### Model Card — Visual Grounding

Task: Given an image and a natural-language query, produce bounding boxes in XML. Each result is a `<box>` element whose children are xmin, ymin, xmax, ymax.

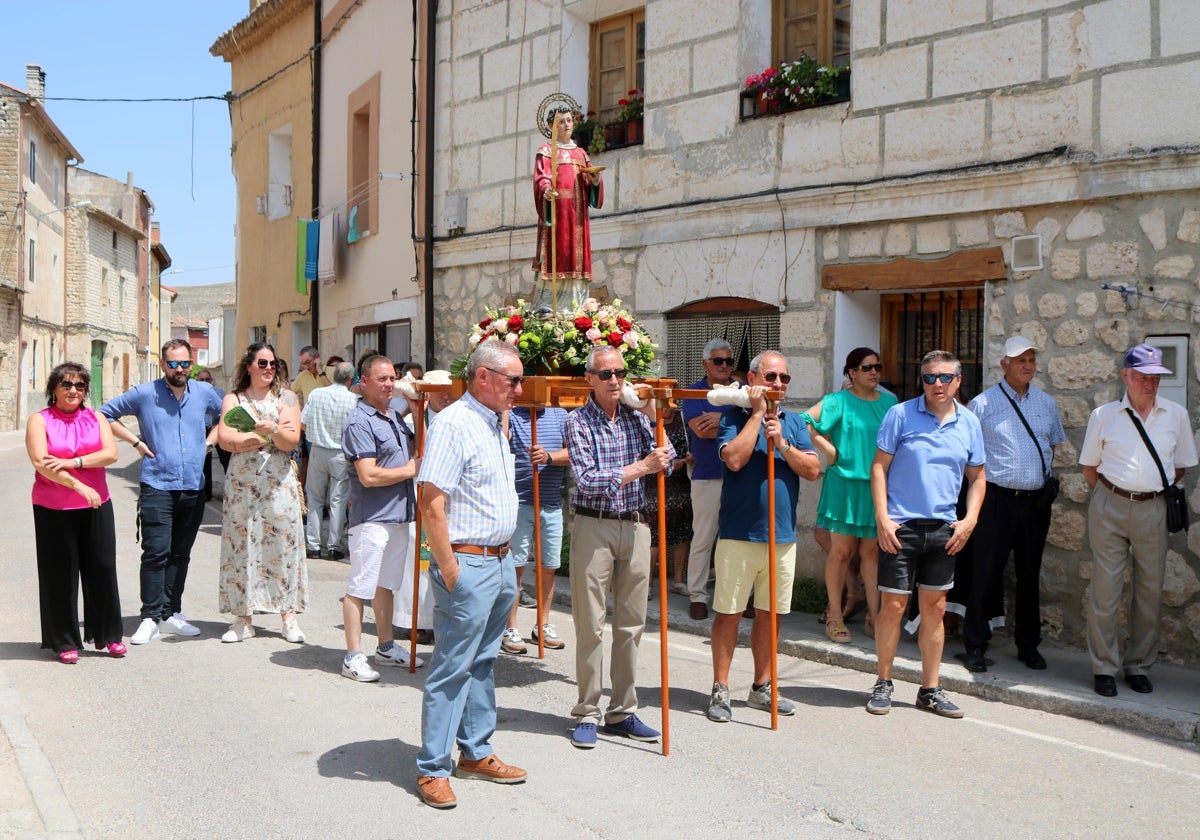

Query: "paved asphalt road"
<box><xmin>1</xmin><ymin>431</ymin><xmax>1198</xmax><ymax>839</ymax></box>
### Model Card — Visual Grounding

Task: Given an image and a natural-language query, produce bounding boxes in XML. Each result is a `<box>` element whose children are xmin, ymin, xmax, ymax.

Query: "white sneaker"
<box><xmin>282</xmin><ymin>615</ymin><xmax>305</xmax><ymax>644</ymax></box>
<box><xmin>160</xmin><ymin>613</ymin><xmax>201</xmax><ymax>637</ymax></box>
<box><xmin>342</xmin><ymin>652</ymin><xmax>381</xmax><ymax>682</ymax></box>
<box><xmin>375</xmin><ymin>640</ymin><xmax>424</xmax><ymax>668</ymax></box>
<box><xmin>221</xmin><ymin>620</ymin><xmax>255</xmax><ymax>643</ymax></box>
<box><xmin>130</xmin><ymin>617</ymin><xmax>160</xmax><ymax>645</ymax></box>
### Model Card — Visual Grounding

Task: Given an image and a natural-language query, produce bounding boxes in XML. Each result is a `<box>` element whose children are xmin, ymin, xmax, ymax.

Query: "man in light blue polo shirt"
<box><xmin>101</xmin><ymin>339</ymin><xmax>223</xmax><ymax>645</ymax></box>
<box><xmin>867</xmin><ymin>349</ymin><xmax>985</xmax><ymax>719</ymax></box>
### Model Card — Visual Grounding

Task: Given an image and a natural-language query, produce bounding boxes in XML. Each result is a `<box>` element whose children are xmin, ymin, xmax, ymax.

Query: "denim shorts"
<box><xmin>877</xmin><ymin>519</ymin><xmax>955</xmax><ymax>593</ymax></box>
<box><xmin>506</xmin><ymin>504</ymin><xmax>563</xmax><ymax>569</ymax></box>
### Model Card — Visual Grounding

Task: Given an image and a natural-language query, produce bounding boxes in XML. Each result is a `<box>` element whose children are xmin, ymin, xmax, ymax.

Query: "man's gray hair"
<box><xmin>703</xmin><ymin>338</ymin><xmax>732</xmax><ymax>360</ymax></box>
<box><xmin>920</xmin><ymin>349</ymin><xmax>962</xmax><ymax>375</ymax></box>
<box><xmin>332</xmin><ymin>362</ymin><xmax>355</xmax><ymax>385</ymax></box>
<box><xmin>467</xmin><ymin>339</ymin><xmax>520</xmax><ymax>380</ymax></box>
<box><xmin>585</xmin><ymin>345</ymin><xmax>622</xmax><ymax>371</ymax></box>
<box><xmin>748</xmin><ymin>350</ymin><xmax>784</xmax><ymax>373</ymax></box>
<box><xmin>299</xmin><ymin>345</ymin><xmax>318</xmax><ymax>359</ymax></box>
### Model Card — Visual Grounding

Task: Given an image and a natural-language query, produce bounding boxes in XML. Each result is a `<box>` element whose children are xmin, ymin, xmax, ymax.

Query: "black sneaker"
<box><xmin>916</xmin><ymin>686</ymin><xmax>964</xmax><ymax>719</ymax></box>
<box><xmin>866</xmin><ymin>679</ymin><xmax>893</xmax><ymax>715</ymax></box>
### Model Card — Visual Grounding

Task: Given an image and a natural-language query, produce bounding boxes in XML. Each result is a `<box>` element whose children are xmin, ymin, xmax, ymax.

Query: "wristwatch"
<box><xmin>74</xmin><ymin>456</ymin><xmax>83</xmax><ymax>469</ymax></box>
<box><xmin>779</xmin><ymin>440</ymin><xmax>792</xmax><ymax>455</ymax></box>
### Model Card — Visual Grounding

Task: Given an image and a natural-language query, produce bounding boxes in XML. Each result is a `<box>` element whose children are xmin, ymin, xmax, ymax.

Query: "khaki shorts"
<box><xmin>712</xmin><ymin>538</ymin><xmax>796</xmax><ymax>615</ymax></box>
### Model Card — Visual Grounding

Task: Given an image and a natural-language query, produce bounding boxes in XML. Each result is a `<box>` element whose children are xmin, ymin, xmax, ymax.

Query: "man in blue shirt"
<box><xmin>705</xmin><ymin>351</ymin><xmax>819</xmax><ymax>723</ymax></box>
<box><xmin>500</xmin><ymin>406</ymin><xmax>569</xmax><ymax>655</ymax></box>
<box><xmin>868</xmin><ymin>350</ymin><xmax>986</xmax><ymax>718</ymax></box>
<box><xmin>101</xmin><ymin>339</ymin><xmax>223</xmax><ymax>645</ymax></box>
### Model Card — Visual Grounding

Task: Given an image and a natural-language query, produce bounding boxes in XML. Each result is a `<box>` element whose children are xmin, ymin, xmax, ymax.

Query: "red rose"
<box><xmin>618</xmin><ymin>98</ymin><xmax>628</xmax><ymax>106</ymax></box>
<box><xmin>507</xmin><ymin>315</ymin><xmax>524</xmax><ymax>331</ymax></box>
<box><xmin>479</xmin><ymin>317</ymin><xmax>493</xmax><ymax>329</ymax></box>
<box><xmin>606</xmin><ymin>331</ymin><xmax>625</xmax><ymax>347</ymax></box>
<box><xmin>574</xmin><ymin>316</ymin><xmax>593</xmax><ymax>331</ymax></box>
<box><xmin>616</xmin><ymin>317</ymin><xmax>632</xmax><ymax>332</ymax></box>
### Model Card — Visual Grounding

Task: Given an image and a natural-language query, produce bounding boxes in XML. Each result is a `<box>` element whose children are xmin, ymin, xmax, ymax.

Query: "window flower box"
<box><xmin>740</xmin><ymin>58</ymin><xmax>850</xmax><ymax>120</ymax></box>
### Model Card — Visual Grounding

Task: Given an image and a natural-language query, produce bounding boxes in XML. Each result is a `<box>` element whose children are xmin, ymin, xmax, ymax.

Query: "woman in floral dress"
<box><xmin>217</xmin><ymin>343</ymin><xmax>309</xmax><ymax>644</ymax></box>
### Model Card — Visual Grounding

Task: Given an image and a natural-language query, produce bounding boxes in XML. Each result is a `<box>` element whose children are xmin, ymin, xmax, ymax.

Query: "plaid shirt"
<box><xmin>417</xmin><ymin>390</ymin><xmax>518</xmax><ymax>545</ymax></box>
<box><xmin>300</xmin><ymin>383</ymin><xmax>359</xmax><ymax>449</ymax></box>
<box><xmin>566</xmin><ymin>396</ymin><xmax>675</xmax><ymax>513</ymax></box>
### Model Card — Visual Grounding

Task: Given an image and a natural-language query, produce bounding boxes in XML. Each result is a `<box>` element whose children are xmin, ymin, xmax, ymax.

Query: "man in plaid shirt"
<box><xmin>564</xmin><ymin>346</ymin><xmax>674</xmax><ymax>749</ymax></box>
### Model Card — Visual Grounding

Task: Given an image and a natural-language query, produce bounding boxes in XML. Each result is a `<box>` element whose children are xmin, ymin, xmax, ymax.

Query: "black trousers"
<box><xmin>34</xmin><ymin>501</ymin><xmax>122</xmax><ymax>652</ymax></box>
<box><xmin>963</xmin><ymin>484</ymin><xmax>1051</xmax><ymax>652</ymax></box>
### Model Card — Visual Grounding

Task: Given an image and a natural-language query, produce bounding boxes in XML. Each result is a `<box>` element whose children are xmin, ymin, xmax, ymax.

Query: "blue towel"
<box><xmin>304</xmin><ymin>220</ymin><xmax>319</xmax><ymax>281</ymax></box>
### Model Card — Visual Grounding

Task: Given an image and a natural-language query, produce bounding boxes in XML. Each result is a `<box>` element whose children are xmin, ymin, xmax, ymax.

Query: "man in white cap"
<box><xmin>1079</xmin><ymin>343</ymin><xmax>1196</xmax><ymax>697</ymax></box>
<box><xmin>961</xmin><ymin>337</ymin><xmax>1066</xmax><ymax>673</ymax></box>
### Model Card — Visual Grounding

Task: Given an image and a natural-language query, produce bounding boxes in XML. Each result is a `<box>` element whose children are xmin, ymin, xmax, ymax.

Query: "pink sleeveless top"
<box><xmin>32</xmin><ymin>406</ymin><xmax>111</xmax><ymax>510</ymax></box>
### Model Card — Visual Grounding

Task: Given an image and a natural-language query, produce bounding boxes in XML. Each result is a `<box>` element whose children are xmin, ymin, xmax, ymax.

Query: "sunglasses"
<box><xmin>921</xmin><ymin>372</ymin><xmax>959</xmax><ymax>385</ymax></box>
<box><xmin>165</xmin><ymin>360</ymin><xmax>193</xmax><ymax>370</ymax></box>
<box><xmin>856</xmin><ymin>363</ymin><xmax>884</xmax><ymax>373</ymax></box>
<box><xmin>256</xmin><ymin>359</ymin><xmax>278</xmax><ymax>370</ymax></box>
<box><xmin>707</xmin><ymin>357</ymin><xmax>735</xmax><ymax>366</ymax></box>
<box><xmin>589</xmin><ymin>368</ymin><xmax>628</xmax><ymax>381</ymax></box>
<box><xmin>59</xmin><ymin>380</ymin><xmax>87</xmax><ymax>391</ymax></box>
<box><xmin>484</xmin><ymin>366</ymin><xmax>524</xmax><ymax>388</ymax></box>
<box><xmin>760</xmin><ymin>371</ymin><xmax>791</xmax><ymax>385</ymax></box>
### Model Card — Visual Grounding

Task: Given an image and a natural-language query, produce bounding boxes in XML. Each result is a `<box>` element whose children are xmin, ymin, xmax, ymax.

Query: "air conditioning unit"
<box><xmin>1011</xmin><ymin>235</ymin><xmax>1043</xmax><ymax>272</ymax></box>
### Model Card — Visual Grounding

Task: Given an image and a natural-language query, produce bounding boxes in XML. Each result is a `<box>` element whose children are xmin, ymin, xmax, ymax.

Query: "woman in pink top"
<box><xmin>25</xmin><ymin>362</ymin><xmax>123</xmax><ymax>664</ymax></box>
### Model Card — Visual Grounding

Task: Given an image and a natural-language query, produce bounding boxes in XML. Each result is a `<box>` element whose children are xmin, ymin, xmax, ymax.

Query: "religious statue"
<box><xmin>531</xmin><ymin>93</ymin><xmax>604</xmax><ymax>316</ymax></box>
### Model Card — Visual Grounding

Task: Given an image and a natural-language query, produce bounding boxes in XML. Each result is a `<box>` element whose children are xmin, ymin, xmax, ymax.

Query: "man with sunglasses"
<box><xmin>867</xmin><ymin>350</ymin><xmax>985</xmax><ymax>718</ymax></box>
<box><xmin>706</xmin><ymin>351</ymin><xmax>819</xmax><ymax>723</ymax></box>
<box><xmin>681</xmin><ymin>338</ymin><xmax>739</xmax><ymax>620</ymax></box>
<box><xmin>564</xmin><ymin>346</ymin><xmax>674</xmax><ymax>749</ymax></box>
<box><xmin>101</xmin><ymin>339</ymin><xmax>223</xmax><ymax>644</ymax></box>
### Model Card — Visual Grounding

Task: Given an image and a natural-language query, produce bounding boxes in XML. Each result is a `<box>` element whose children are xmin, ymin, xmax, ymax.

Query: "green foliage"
<box><xmin>790</xmin><ymin>575</ymin><xmax>828</xmax><ymax>614</ymax></box>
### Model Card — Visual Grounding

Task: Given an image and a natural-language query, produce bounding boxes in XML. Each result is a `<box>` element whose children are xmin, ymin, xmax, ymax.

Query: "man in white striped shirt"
<box><xmin>299</xmin><ymin>362</ymin><xmax>359</xmax><ymax>561</ymax></box>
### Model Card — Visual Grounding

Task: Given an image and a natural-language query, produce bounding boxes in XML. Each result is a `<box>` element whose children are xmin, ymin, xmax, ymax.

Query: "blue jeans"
<box><xmin>137</xmin><ymin>484</ymin><xmax>207</xmax><ymax>621</ymax></box>
<box><xmin>416</xmin><ymin>551</ymin><xmax>517</xmax><ymax>777</ymax></box>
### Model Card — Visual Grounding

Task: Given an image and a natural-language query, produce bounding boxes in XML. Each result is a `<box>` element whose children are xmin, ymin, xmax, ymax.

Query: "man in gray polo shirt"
<box><xmin>339</xmin><ymin>355</ymin><xmax>422</xmax><ymax>682</ymax></box>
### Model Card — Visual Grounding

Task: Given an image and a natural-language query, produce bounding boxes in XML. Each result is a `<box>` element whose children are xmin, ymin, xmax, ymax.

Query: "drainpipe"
<box><xmin>422</xmin><ymin>0</ymin><xmax>437</xmax><ymax>369</ymax></box>
<box><xmin>310</xmin><ymin>3</ymin><xmax>322</xmax><ymax>349</ymax></box>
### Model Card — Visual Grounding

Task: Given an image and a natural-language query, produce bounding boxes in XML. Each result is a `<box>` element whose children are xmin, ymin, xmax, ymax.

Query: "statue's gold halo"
<box><xmin>537</xmin><ymin>92</ymin><xmax>583</xmax><ymax>139</ymax></box>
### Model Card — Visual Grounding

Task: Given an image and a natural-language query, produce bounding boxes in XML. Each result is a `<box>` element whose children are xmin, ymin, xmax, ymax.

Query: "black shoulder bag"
<box><xmin>998</xmin><ymin>386</ymin><xmax>1059</xmax><ymax>511</ymax></box>
<box><xmin>1124</xmin><ymin>407</ymin><xmax>1189</xmax><ymax>533</ymax></box>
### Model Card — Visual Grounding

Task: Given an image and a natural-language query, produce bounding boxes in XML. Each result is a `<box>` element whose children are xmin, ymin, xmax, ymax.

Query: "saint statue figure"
<box><xmin>531</xmin><ymin>97</ymin><xmax>603</xmax><ymax>316</ymax></box>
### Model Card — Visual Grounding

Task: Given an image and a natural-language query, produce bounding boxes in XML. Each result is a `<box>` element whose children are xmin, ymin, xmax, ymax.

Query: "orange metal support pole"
<box><xmin>530</xmin><ymin>413</ymin><xmax>544</xmax><ymax>658</ymax></box>
<box><xmin>653</xmin><ymin>390</ymin><xmax>671</xmax><ymax>756</ymax></box>
<box><xmin>410</xmin><ymin>396</ymin><xmax>427</xmax><ymax>674</ymax></box>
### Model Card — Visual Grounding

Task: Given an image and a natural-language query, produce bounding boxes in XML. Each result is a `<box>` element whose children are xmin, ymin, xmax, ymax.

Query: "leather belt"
<box><xmin>987</xmin><ymin>482</ymin><xmax>1038</xmax><ymax>499</ymax></box>
<box><xmin>574</xmin><ymin>507</ymin><xmax>645</xmax><ymax>523</ymax></box>
<box><xmin>1099</xmin><ymin>475</ymin><xmax>1163</xmax><ymax>502</ymax></box>
<box><xmin>450</xmin><ymin>543</ymin><xmax>509</xmax><ymax>557</ymax></box>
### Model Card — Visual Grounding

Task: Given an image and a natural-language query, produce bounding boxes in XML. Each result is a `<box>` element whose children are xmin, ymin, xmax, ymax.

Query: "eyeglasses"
<box><xmin>59</xmin><ymin>381</ymin><xmax>87</xmax><ymax>391</ymax></box>
<box><xmin>165</xmin><ymin>360</ymin><xmax>193</xmax><ymax>370</ymax></box>
<box><xmin>856</xmin><ymin>363</ymin><xmax>884</xmax><ymax>373</ymax></box>
<box><xmin>707</xmin><ymin>357</ymin><xmax>735</xmax><ymax>366</ymax></box>
<box><xmin>921</xmin><ymin>372</ymin><xmax>959</xmax><ymax>385</ymax></box>
<box><xmin>255</xmin><ymin>359</ymin><xmax>278</xmax><ymax>370</ymax></box>
<box><xmin>589</xmin><ymin>368</ymin><xmax>628</xmax><ymax>381</ymax></box>
<box><xmin>760</xmin><ymin>371</ymin><xmax>791</xmax><ymax>385</ymax></box>
<box><xmin>484</xmin><ymin>367</ymin><xmax>524</xmax><ymax>388</ymax></box>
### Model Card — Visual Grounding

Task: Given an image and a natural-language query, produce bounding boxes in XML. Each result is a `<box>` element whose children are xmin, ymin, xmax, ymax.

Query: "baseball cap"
<box><xmin>1123</xmin><ymin>343</ymin><xmax>1172</xmax><ymax>375</ymax></box>
<box><xmin>1003</xmin><ymin>336</ymin><xmax>1037</xmax><ymax>358</ymax></box>
<box><xmin>423</xmin><ymin>369</ymin><xmax>453</xmax><ymax>385</ymax></box>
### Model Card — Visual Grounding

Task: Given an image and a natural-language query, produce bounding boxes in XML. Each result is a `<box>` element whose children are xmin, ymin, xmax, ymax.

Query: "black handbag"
<box><xmin>1124</xmin><ymin>408</ymin><xmax>1189</xmax><ymax>534</ymax></box>
<box><xmin>998</xmin><ymin>385</ymin><xmax>1058</xmax><ymax>511</ymax></box>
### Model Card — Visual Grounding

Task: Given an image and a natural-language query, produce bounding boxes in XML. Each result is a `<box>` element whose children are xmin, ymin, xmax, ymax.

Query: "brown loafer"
<box><xmin>453</xmin><ymin>753</ymin><xmax>528</xmax><ymax>784</ymax></box>
<box><xmin>417</xmin><ymin>775</ymin><xmax>457</xmax><ymax>809</ymax></box>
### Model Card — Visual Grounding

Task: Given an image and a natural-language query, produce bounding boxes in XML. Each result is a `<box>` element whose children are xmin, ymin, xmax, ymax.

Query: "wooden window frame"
<box><xmin>879</xmin><ymin>290</ymin><xmax>983</xmax><ymax>403</ymax></box>
<box><xmin>589</xmin><ymin>9</ymin><xmax>645</xmax><ymax>127</ymax></box>
<box><xmin>773</xmin><ymin>0</ymin><xmax>852</xmax><ymax>67</ymax></box>
<box><xmin>347</xmin><ymin>73</ymin><xmax>381</xmax><ymax>239</ymax></box>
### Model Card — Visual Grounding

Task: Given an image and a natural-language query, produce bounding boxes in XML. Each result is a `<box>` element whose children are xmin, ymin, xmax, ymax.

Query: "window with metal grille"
<box><xmin>880</xmin><ymin>289</ymin><xmax>982</xmax><ymax>403</ymax></box>
<box><xmin>665</xmin><ymin>299</ymin><xmax>780</xmax><ymax>389</ymax></box>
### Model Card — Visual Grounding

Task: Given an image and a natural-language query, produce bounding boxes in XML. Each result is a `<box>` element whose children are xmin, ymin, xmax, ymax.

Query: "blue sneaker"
<box><xmin>601</xmin><ymin>713</ymin><xmax>660</xmax><ymax>742</ymax></box>
<box><xmin>571</xmin><ymin>721</ymin><xmax>597</xmax><ymax>749</ymax></box>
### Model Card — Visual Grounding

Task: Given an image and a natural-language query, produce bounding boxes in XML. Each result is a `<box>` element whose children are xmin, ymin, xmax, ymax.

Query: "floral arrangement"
<box><xmin>453</xmin><ymin>297</ymin><xmax>658</xmax><ymax>378</ymax></box>
<box><xmin>745</xmin><ymin>55</ymin><xmax>849</xmax><ymax>107</ymax></box>
<box><xmin>614</xmin><ymin>88</ymin><xmax>644</xmax><ymax>122</ymax></box>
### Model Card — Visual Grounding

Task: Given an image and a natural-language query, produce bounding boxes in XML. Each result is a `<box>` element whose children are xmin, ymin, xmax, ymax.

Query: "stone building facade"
<box><xmin>429</xmin><ymin>1</ymin><xmax>1200</xmax><ymax>662</ymax></box>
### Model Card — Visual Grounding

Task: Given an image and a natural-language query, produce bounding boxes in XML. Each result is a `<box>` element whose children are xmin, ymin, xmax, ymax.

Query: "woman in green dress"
<box><xmin>802</xmin><ymin>348</ymin><xmax>896</xmax><ymax>644</ymax></box>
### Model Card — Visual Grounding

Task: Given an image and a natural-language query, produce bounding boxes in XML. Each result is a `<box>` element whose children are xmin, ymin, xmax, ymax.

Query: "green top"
<box><xmin>801</xmin><ymin>388</ymin><xmax>897</xmax><ymax>482</ymax></box>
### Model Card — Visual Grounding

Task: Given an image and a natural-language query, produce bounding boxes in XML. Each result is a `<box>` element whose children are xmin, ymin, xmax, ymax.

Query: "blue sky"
<box><xmin>3</xmin><ymin>1</ymin><xmax>251</xmax><ymax>287</ymax></box>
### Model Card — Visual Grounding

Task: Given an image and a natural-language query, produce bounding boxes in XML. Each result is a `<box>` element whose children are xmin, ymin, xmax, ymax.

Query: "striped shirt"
<box><xmin>417</xmin><ymin>390</ymin><xmax>518</xmax><ymax>545</ymax></box>
<box><xmin>968</xmin><ymin>380</ymin><xmax>1065</xmax><ymax>491</ymax></box>
<box><xmin>300</xmin><ymin>383</ymin><xmax>360</xmax><ymax>449</ymax></box>
<box><xmin>566</xmin><ymin>396</ymin><xmax>675</xmax><ymax>513</ymax></box>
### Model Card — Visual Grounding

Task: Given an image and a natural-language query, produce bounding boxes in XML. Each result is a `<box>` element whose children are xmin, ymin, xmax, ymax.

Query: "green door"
<box><xmin>90</xmin><ymin>340</ymin><xmax>106</xmax><ymax>405</ymax></box>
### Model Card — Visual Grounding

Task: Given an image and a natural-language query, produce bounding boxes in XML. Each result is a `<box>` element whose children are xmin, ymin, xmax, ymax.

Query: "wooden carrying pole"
<box><xmin>409</xmin><ymin>393</ymin><xmax>427</xmax><ymax>674</ymax></box>
<box><xmin>766</xmin><ymin>396</ymin><xmax>779</xmax><ymax>730</ymax></box>
<box><xmin>653</xmin><ymin>387</ymin><xmax>671</xmax><ymax>756</ymax></box>
<box><xmin>530</xmin><ymin>414</ymin><xmax>544</xmax><ymax>658</ymax></box>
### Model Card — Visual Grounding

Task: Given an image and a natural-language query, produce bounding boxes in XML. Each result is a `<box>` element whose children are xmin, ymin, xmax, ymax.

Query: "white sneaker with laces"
<box><xmin>343</xmin><ymin>652</ymin><xmax>381</xmax><ymax>682</ymax></box>
<box><xmin>375</xmin><ymin>641</ymin><xmax>424</xmax><ymax>668</ymax></box>
<box><xmin>130</xmin><ymin>617</ymin><xmax>160</xmax><ymax>645</ymax></box>
<box><xmin>221</xmin><ymin>620</ymin><xmax>255</xmax><ymax>643</ymax></box>
<box><xmin>160</xmin><ymin>613</ymin><xmax>201</xmax><ymax>637</ymax></box>
<box><xmin>531</xmin><ymin>623</ymin><xmax>565</xmax><ymax>650</ymax></box>
<box><xmin>282</xmin><ymin>615</ymin><xmax>305</xmax><ymax>644</ymax></box>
